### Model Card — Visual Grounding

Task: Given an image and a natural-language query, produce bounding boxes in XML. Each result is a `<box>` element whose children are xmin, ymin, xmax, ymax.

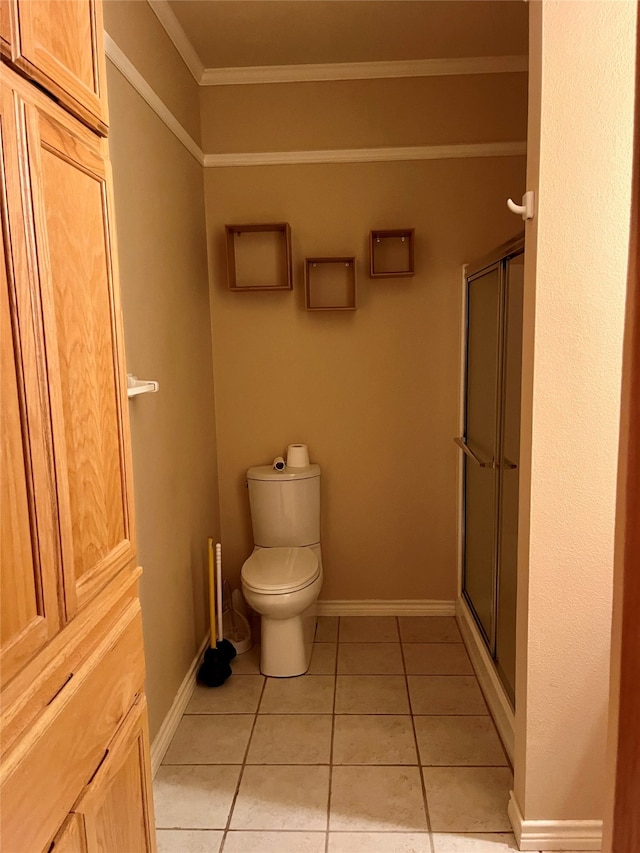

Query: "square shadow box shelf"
<box><xmin>370</xmin><ymin>229</ymin><xmax>415</xmax><ymax>278</ymax></box>
<box><xmin>305</xmin><ymin>257</ymin><xmax>357</xmax><ymax>311</ymax></box>
<box><xmin>226</xmin><ymin>223</ymin><xmax>293</xmax><ymax>291</ymax></box>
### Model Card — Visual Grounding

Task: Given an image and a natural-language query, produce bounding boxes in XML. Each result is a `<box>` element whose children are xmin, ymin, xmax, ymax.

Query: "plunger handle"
<box><xmin>208</xmin><ymin>538</ymin><xmax>217</xmax><ymax>649</ymax></box>
<box><xmin>216</xmin><ymin>542</ymin><xmax>224</xmax><ymax>643</ymax></box>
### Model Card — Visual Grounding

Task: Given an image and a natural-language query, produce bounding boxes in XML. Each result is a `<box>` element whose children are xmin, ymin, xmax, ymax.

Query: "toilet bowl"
<box><xmin>241</xmin><ymin>459</ymin><xmax>322</xmax><ymax>677</ymax></box>
<box><xmin>241</xmin><ymin>545</ymin><xmax>322</xmax><ymax>677</ymax></box>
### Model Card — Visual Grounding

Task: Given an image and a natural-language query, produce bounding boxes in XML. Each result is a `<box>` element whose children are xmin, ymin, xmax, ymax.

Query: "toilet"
<box><xmin>241</xmin><ymin>462</ymin><xmax>322</xmax><ymax>677</ymax></box>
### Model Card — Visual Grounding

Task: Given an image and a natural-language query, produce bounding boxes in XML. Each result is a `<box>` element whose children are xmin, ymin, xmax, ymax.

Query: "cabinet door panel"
<box><xmin>0</xmin><ymin>1</ymin><xmax>12</xmax><ymax>56</ymax></box>
<box><xmin>9</xmin><ymin>0</ymin><xmax>108</xmax><ymax>133</ymax></box>
<box><xmin>50</xmin><ymin>813</ymin><xmax>89</xmax><ymax>853</ymax></box>
<box><xmin>0</xmin><ymin>83</ymin><xmax>61</xmax><ymax>687</ymax></box>
<box><xmin>0</xmin><ymin>601</ymin><xmax>145</xmax><ymax>853</ymax></box>
<box><xmin>76</xmin><ymin>697</ymin><xmax>156</xmax><ymax>853</ymax></box>
<box><xmin>10</xmin><ymin>71</ymin><xmax>135</xmax><ymax>617</ymax></box>
<box><xmin>39</xmin><ymin>135</ymin><xmax>126</xmax><ymax>580</ymax></box>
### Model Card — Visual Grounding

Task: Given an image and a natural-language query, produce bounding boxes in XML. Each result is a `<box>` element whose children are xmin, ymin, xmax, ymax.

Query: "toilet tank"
<box><xmin>246</xmin><ymin>464</ymin><xmax>321</xmax><ymax>547</ymax></box>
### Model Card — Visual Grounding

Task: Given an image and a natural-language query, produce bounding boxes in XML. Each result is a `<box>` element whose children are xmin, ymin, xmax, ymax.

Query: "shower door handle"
<box><xmin>454</xmin><ymin>437</ymin><xmax>495</xmax><ymax>469</ymax></box>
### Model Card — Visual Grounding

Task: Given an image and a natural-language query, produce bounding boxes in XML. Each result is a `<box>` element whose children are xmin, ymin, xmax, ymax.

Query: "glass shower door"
<box><xmin>461</xmin><ymin>264</ymin><xmax>501</xmax><ymax>646</ymax></box>
<box><xmin>459</xmin><ymin>237</ymin><xmax>524</xmax><ymax>707</ymax></box>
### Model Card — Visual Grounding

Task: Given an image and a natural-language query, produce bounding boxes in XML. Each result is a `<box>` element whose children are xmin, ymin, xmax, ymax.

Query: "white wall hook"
<box><xmin>507</xmin><ymin>190</ymin><xmax>535</xmax><ymax>220</ymax></box>
<box><xmin>127</xmin><ymin>373</ymin><xmax>159</xmax><ymax>398</ymax></box>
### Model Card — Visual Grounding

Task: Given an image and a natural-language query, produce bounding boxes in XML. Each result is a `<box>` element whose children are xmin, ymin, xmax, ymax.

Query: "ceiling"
<box><xmin>167</xmin><ymin>1</ymin><xmax>529</xmax><ymax>70</ymax></box>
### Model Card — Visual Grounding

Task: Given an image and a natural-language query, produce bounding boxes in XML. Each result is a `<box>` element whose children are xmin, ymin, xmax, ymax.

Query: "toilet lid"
<box><xmin>242</xmin><ymin>547</ymin><xmax>319</xmax><ymax>594</ymax></box>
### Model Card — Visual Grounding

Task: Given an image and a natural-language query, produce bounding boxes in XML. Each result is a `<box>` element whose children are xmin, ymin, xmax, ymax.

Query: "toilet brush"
<box><xmin>197</xmin><ymin>539</ymin><xmax>236</xmax><ymax>687</ymax></box>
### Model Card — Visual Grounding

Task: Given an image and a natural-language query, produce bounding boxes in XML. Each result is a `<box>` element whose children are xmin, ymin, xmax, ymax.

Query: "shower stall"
<box><xmin>456</xmin><ymin>234</ymin><xmax>524</xmax><ymax>708</ymax></box>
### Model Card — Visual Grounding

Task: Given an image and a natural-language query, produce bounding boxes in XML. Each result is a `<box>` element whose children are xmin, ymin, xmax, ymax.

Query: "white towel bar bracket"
<box><xmin>127</xmin><ymin>374</ymin><xmax>159</xmax><ymax>398</ymax></box>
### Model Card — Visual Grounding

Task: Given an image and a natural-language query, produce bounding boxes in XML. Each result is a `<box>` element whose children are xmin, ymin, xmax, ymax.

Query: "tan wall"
<box><xmin>106</xmin><ymin>62</ymin><xmax>219</xmax><ymax>740</ymax></box>
<box><xmin>514</xmin><ymin>0</ymin><xmax>637</xmax><ymax>825</ymax></box>
<box><xmin>200</xmin><ymin>73</ymin><xmax>528</xmax><ymax>153</ymax></box>
<box><xmin>103</xmin><ymin>0</ymin><xmax>202</xmax><ymax>146</ymax></box>
<box><xmin>205</xmin><ymin>156</ymin><xmax>525</xmax><ymax>600</ymax></box>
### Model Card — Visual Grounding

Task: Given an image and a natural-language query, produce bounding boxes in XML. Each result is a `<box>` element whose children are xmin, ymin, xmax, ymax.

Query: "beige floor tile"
<box><xmin>330</xmin><ymin>766</ymin><xmax>427</xmax><ymax>832</ymax></box>
<box><xmin>328</xmin><ymin>832</ymin><xmax>431</xmax><ymax>852</ymax></box>
<box><xmin>316</xmin><ymin>616</ymin><xmax>339</xmax><ymax>642</ymax></box>
<box><xmin>186</xmin><ymin>676</ymin><xmax>264</xmax><ymax>714</ymax></box>
<box><xmin>415</xmin><ymin>716</ymin><xmax>507</xmax><ymax>766</ymax></box>
<box><xmin>333</xmin><ymin>714</ymin><xmax>417</xmax><ymax>764</ymax></box>
<box><xmin>308</xmin><ymin>643</ymin><xmax>337</xmax><ymax>674</ymax></box>
<box><xmin>156</xmin><ymin>829</ymin><xmax>223</xmax><ymax>852</ymax></box>
<box><xmin>223</xmin><ymin>831</ymin><xmax>326</xmax><ymax>853</ymax></box>
<box><xmin>408</xmin><ymin>676</ymin><xmax>488</xmax><ymax>715</ymax></box>
<box><xmin>154</xmin><ymin>765</ymin><xmax>241</xmax><ymax>829</ymax></box>
<box><xmin>335</xmin><ymin>675</ymin><xmax>410</xmax><ymax>714</ymax></box>
<box><xmin>339</xmin><ymin>616</ymin><xmax>399</xmax><ymax>642</ymax></box>
<box><xmin>403</xmin><ymin>644</ymin><xmax>474</xmax><ymax>675</ymax></box>
<box><xmin>163</xmin><ymin>715</ymin><xmax>253</xmax><ymax>764</ymax></box>
<box><xmin>432</xmin><ymin>833</ymin><xmax>518</xmax><ymax>851</ymax></box>
<box><xmin>247</xmin><ymin>714</ymin><xmax>333</xmax><ymax>764</ymax></box>
<box><xmin>230</xmin><ymin>765</ymin><xmax>330</xmax><ymax>830</ymax></box>
<box><xmin>232</xmin><ymin>645</ymin><xmax>261</xmax><ymax>674</ymax></box>
<box><xmin>260</xmin><ymin>675</ymin><xmax>335</xmax><ymax>713</ymax></box>
<box><xmin>423</xmin><ymin>767</ymin><xmax>513</xmax><ymax>832</ymax></box>
<box><xmin>399</xmin><ymin>616</ymin><xmax>462</xmax><ymax>644</ymax></box>
<box><xmin>337</xmin><ymin>643</ymin><xmax>404</xmax><ymax>675</ymax></box>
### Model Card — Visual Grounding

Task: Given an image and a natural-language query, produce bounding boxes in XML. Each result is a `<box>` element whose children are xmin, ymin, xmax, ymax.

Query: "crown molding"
<box><xmin>104</xmin><ymin>33</ymin><xmax>205</xmax><ymax>165</ymax></box>
<box><xmin>201</xmin><ymin>54</ymin><xmax>528</xmax><ymax>87</ymax></box>
<box><xmin>104</xmin><ymin>36</ymin><xmax>526</xmax><ymax>170</ymax></box>
<box><xmin>147</xmin><ymin>0</ymin><xmax>204</xmax><ymax>83</ymax></box>
<box><xmin>203</xmin><ymin>141</ymin><xmax>526</xmax><ymax>168</ymax></box>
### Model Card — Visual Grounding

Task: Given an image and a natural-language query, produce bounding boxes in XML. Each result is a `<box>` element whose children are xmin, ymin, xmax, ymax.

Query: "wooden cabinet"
<box><xmin>42</xmin><ymin>699</ymin><xmax>155</xmax><ymax>853</ymax></box>
<box><xmin>75</xmin><ymin>698</ymin><xmax>156</xmax><ymax>853</ymax></box>
<box><xmin>1</xmin><ymin>0</ymin><xmax>108</xmax><ymax>134</ymax></box>
<box><xmin>1</xmin><ymin>1</ymin><xmax>154</xmax><ymax>849</ymax></box>
<box><xmin>0</xmin><ymin>1</ymin><xmax>11</xmax><ymax>57</ymax></box>
<box><xmin>0</xmin><ymin>195</ymin><xmax>61</xmax><ymax>688</ymax></box>
<box><xmin>1</xmin><ymin>68</ymin><xmax>136</xmax><ymax>637</ymax></box>
<box><xmin>1</xmin><ymin>601</ymin><xmax>146</xmax><ymax>850</ymax></box>
<box><xmin>50</xmin><ymin>814</ymin><xmax>89</xmax><ymax>853</ymax></box>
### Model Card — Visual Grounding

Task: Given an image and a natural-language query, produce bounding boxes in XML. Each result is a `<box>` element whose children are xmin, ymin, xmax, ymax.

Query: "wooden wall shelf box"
<box><xmin>370</xmin><ymin>229</ymin><xmax>415</xmax><ymax>278</ymax></box>
<box><xmin>226</xmin><ymin>223</ymin><xmax>293</xmax><ymax>291</ymax></box>
<box><xmin>305</xmin><ymin>257</ymin><xmax>357</xmax><ymax>311</ymax></box>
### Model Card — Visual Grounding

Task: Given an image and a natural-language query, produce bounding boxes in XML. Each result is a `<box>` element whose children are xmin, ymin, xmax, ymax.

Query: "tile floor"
<box><xmin>154</xmin><ymin>616</ymin><xmax>584</xmax><ymax>853</ymax></box>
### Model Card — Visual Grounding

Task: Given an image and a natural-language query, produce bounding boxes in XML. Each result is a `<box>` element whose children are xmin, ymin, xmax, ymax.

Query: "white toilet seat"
<box><xmin>242</xmin><ymin>546</ymin><xmax>319</xmax><ymax>595</ymax></box>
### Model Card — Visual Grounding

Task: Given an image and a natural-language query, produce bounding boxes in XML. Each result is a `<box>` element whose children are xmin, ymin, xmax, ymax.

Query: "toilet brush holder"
<box><xmin>223</xmin><ymin>608</ymin><xmax>252</xmax><ymax>655</ymax></box>
<box><xmin>222</xmin><ymin>582</ymin><xmax>252</xmax><ymax>654</ymax></box>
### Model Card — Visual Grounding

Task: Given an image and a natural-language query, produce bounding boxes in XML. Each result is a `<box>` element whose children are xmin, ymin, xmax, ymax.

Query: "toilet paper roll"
<box><xmin>287</xmin><ymin>444</ymin><xmax>310</xmax><ymax>468</ymax></box>
<box><xmin>272</xmin><ymin>456</ymin><xmax>286</xmax><ymax>471</ymax></box>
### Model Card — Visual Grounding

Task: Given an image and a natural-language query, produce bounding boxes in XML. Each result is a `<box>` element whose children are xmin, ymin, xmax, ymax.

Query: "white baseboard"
<box><xmin>508</xmin><ymin>792</ymin><xmax>603</xmax><ymax>850</ymax></box>
<box><xmin>455</xmin><ymin>596</ymin><xmax>515</xmax><ymax>763</ymax></box>
<box><xmin>317</xmin><ymin>599</ymin><xmax>456</xmax><ymax>616</ymax></box>
<box><xmin>150</xmin><ymin>633</ymin><xmax>209</xmax><ymax>777</ymax></box>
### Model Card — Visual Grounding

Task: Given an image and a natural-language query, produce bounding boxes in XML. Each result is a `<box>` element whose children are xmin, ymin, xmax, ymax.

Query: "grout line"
<box><xmin>158</xmin><ymin>761</ymin><xmax>508</xmax><ymax>768</ymax></box>
<box><xmin>398</xmin><ymin>617</ymin><xmax>436</xmax><ymax>853</ymax></box>
<box><xmin>219</xmin><ymin>677</ymin><xmax>268</xmax><ymax>850</ymax></box>
<box><xmin>325</xmin><ymin>618</ymin><xmax>341</xmax><ymax>850</ymax></box>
